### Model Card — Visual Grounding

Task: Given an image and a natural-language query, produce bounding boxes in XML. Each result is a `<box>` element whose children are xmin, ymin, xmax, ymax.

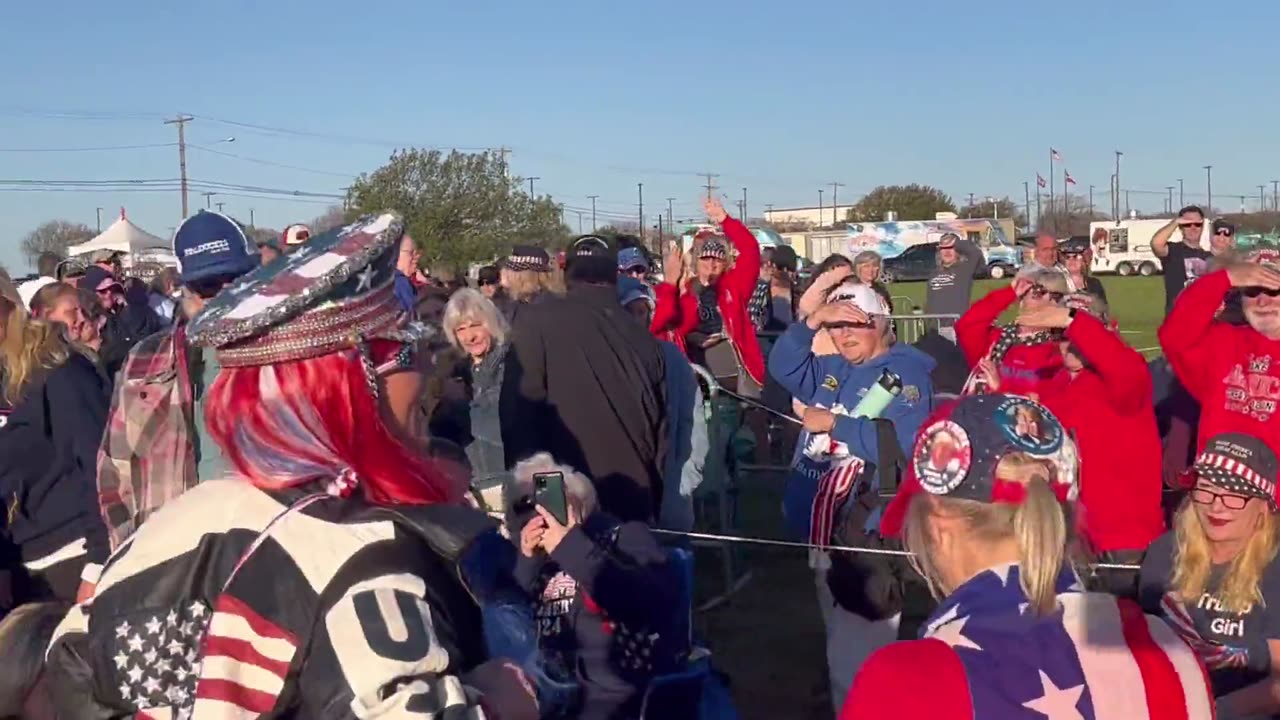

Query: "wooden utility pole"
<box><xmin>701</xmin><ymin>173</ymin><xmax>719</xmax><ymax>200</ymax></box>
<box><xmin>830</xmin><ymin>182</ymin><xmax>845</xmax><ymax>225</ymax></box>
<box><xmin>164</xmin><ymin>114</ymin><xmax>193</xmax><ymax>218</ymax></box>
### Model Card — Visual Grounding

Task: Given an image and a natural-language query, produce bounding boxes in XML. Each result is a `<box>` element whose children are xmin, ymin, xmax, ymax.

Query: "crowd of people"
<box><xmin>0</xmin><ymin>199</ymin><xmax>1277</xmax><ymax>719</ymax></box>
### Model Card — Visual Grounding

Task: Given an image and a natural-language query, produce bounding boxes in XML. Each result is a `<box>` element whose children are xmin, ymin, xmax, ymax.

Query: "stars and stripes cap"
<box><xmin>880</xmin><ymin>394</ymin><xmax>1079</xmax><ymax>538</ymax></box>
<box><xmin>698</xmin><ymin>239</ymin><xmax>728</xmax><ymax>260</ymax></box>
<box><xmin>1193</xmin><ymin>432</ymin><xmax>1279</xmax><ymax>509</ymax></box>
<box><xmin>187</xmin><ymin>212</ymin><xmax>427</xmax><ymax>367</ymax></box>
<box><xmin>501</xmin><ymin>245</ymin><xmax>551</xmax><ymax>272</ymax></box>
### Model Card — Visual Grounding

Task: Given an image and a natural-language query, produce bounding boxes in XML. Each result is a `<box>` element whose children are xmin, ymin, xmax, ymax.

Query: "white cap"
<box><xmin>827</xmin><ymin>282</ymin><xmax>889</xmax><ymax>316</ymax></box>
<box><xmin>17</xmin><ymin>277</ymin><xmax>56</xmax><ymax>309</ymax></box>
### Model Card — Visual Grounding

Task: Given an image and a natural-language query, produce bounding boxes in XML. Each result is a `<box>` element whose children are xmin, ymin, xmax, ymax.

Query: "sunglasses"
<box><xmin>1216</xmin><ymin>229</ymin><xmax>1233</xmax><ymax>237</ymax></box>
<box><xmin>1027</xmin><ymin>285</ymin><xmax>1065</xmax><ymax>302</ymax></box>
<box><xmin>1179</xmin><ymin>222</ymin><xmax>1204</xmax><ymax>229</ymax></box>
<box><xmin>1191</xmin><ymin>485</ymin><xmax>1252</xmax><ymax>511</ymax></box>
<box><xmin>824</xmin><ymin>320</ymin><xmax>876</xmax><ymax>330</ymax></box>
<box><xmin>478</xmin><ymin>279</ymin><xmax>494</xmax><ymax>287</ymax></box>
<box><xmin>1242</xmin><ymin>286</ymin><xmax>1280</xmax><ymax>298</ymax></box>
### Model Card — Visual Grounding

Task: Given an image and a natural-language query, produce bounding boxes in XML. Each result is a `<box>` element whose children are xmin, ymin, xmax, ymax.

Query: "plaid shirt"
<box><xmin>97</xmin><ymin>323</ymin><xmax>197</xmax><ymax>551</ymax></box>
<box><xmin>748</xmin><ymin>278</ymin><xmax>771</xmax><ymax>331</ymax></box>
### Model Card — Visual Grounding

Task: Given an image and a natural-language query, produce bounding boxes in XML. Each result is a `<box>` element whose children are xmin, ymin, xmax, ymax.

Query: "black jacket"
<box><xmin>100</xmin><ymin>301</ymin><xmax>164</xmax><ymax>379</ymax></box>
<box><xmin>501</xmin><ymin>284</ymin><xmax>667</xmax><ymax>523</ymax></box>
<box><xmin>0</xmin><ymin>352</ymin><xmax>111</xmax><ymax>569</ymax></box>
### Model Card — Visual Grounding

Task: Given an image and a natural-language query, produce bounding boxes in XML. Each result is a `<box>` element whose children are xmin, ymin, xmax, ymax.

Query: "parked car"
<box><xmin>880</xmin><ymin>243</ymin><xmax>937</xmax><ymax>283</ymax></box>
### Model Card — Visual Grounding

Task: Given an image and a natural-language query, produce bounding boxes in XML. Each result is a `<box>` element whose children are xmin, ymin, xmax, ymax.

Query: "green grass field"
<box><xmin>694</xmin><ymin>274</ymin><xmax>1168</xmax><ymax>720</ymax></box>
<box><xmin>886</xmin><ymin>275</ymin><xmax>1166</xmax><ymax>354</ymax></box>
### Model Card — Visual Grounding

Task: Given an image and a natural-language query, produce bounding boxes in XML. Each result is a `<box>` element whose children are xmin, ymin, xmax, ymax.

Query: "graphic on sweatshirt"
<box><xmin>1223</xmin><ymin>354</ymin><xmax>1279</xmax><ymax>423</ymax></box>
<box><xmin>801</xmin><ymin>403</ymin><xmax>851</xmax><ymax>461</ymax></box>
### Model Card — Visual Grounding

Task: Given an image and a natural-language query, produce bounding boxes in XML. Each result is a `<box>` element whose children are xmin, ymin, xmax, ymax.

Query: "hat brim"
<box><xmin>181</xmin><ymin>257</ymin><xmax>257</xmax><ymax>285</ymax></box>
<box><xmin>1195</xmin><ymin>464</ymin><xmax>1277</xmax><ymax>510</ymax></box>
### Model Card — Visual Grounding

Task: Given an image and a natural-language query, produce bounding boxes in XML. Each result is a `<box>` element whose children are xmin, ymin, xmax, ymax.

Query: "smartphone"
<box><xmin>533</xmin><ymin>471</ymin><xmax>569</xmax><ymax>526</ymax></box>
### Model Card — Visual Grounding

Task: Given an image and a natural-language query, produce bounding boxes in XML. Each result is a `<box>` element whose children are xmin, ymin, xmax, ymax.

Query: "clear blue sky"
<box><xmin>3</xmin><ymin>0</ymin><xmax>1278</xmax><ymax>271</ymax></box>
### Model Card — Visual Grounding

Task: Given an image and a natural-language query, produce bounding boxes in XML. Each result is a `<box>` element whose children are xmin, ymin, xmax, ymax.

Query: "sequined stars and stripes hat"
<box><xmin>1192</xmin><ymin>432</ymin><xmax>1279</xmax><ymax>510</ymax></box>
<box><xmin>187</xmin><ymin>212</ymin><xmax>428</xmax><ymax>367</ymax></box>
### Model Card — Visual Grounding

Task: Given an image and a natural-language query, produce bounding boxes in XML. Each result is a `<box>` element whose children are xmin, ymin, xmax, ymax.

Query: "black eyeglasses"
<box><xmin>1216</xmin><ymin>230</ymin><xmax>1234</xmax><ymax>237</ymax></box>
<box><xmin>1243</xmin><ymin>287</ymin><xmax>1280</xmax><ymax>298</ymax></box>
<box><xmin>478</xmin><ymin>280</ymin><xmax>494</xmax><ymax>287</ymax></box>
<box><xmin>1028</xmin><ymin>285</ymin><xmax>1065</xmax><ymax>302</ymax></box>
<box><xmin>1191</xmin><ymin>486</ymin><xmax>1252</xmax><ymax>511</ymax></box>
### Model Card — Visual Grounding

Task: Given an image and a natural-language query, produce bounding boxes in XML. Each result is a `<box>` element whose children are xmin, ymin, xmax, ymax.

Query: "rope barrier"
<box><xmin>651</xmin><ymin>528</ymin><xmax>1143</xmax><ymax>571</ymax></box>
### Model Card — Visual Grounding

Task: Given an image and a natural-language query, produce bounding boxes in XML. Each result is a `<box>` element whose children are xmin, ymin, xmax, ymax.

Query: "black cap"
<box><xmin>1213</xmin><ymin>219</ymin><xmax>1236</xmax><ymax>236</ymax></box>
<box><xmin>1060</xmin><ymin>237</ymin><xmax>1089</xmax><ymax>255</ymax></box>
<box><xmin>771</xmin><ymin>245</ymin><xmax>798</xmax><ymax>272</ymax></box>
<box><xmin>477</xmin><ymin>265</ymin><xmax>500</xmax><ymax>285</ymax></box>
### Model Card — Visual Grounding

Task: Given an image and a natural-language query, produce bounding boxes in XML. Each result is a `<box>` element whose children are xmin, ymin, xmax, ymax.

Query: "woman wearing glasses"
<box><xmin>954</xmin><ymin>269</ymin><xmax>1069</xmax><ymax>397</ymax></box>
<box><xmin>1140</xmin><ymin>432</ymin><xmax>1280</xmax><ymax>718</ymax></box>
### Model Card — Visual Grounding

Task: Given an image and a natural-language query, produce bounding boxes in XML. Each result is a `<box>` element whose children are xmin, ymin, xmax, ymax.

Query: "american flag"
<box><xmin>808</xmin><ymin>454</ymin><xmax>866</xmax><ymax>552</ymax></box>
<box><xmin>111</xmin><ymin>601</ymin><xmax>207</xmax><ymax>718</ymax></box>
<box><xmin>1065</xmin><ymin>171</ymin><xmax>1077</xmax><ymax>186</ymax></box>
<box><xmin>1052</xmin><ymin>147</ymin><xmax>1063</xmax><ymax>161</ymax></box>
<box><xmin>922</xmin><ymin>565</ymin><xmax>1215</xmax><ymax>719</ymax></box>
<box><xmin>1037</xmin><ymin>174</ymin><xmax>1047</xmax><ymax>189</ymax></box>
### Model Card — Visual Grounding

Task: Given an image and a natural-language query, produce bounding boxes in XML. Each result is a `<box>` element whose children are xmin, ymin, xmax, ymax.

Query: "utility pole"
<box><xmin>665</xmin><ymin>198</ymin><xmax>675</xmax><ymax>237</ymax></box>
<box><xmin>249</xmin><ymin>208</ymin><xmax>255</xmax><ymax>227</ymax></box>
<box><xmin>1178</xmin><ymin>178</ymin><xmax>1185</xmax><ymax>208</ymax></box>
<box><xmin>1260</xmin><ymin>185</ymin><xmax>1268</xmax><ymax>213</ymax></box>
<box><xmin>1273</xmin><ymin>180</ymin><xmax>1280</xmax><ymax>212</ymax></box>
<box><xmin>1125</xmin><ymin>190</ymin><xmax>1131</xmax><ymax>217</ymax></box>
<box><xmin>575</xmin><ymin>211</ymin><xmax>584</xmax><ymax>234</ymax></box>
<box><xmin>95</xmin><ymin>207</ymin><xmax>103</xmax><ymax>232</ymax></box>
<box><xmin>701</xmin><ymin>173</ymin><xmax>719</xmax><ymax>200</ymax></box>
<box><xmin>527</xmin><ymin>176</ymin><xmax>540</xmax><ymax>196</ymax></box>
<box><xmin>830</xmin><ymin>182</ymin><xmax>845</xmax><ymax>225</ymax></box>
<box><xmin>1088</xmin><ymin>185</ymin><xmax>1094</xmax><ymax>216</ymax></box>
<box><xmin>637</xmin><ymin>183</ymin><xmax>644</xmax><ymax>241</ymax></box>
<box><xmin>586</xmin><ymin>195</ymin><xmax>598</xmax><ymax>231</ymax></box>
<box><xmin>215</xmin><ymin>202</ymin><xmax>225</xmax><ymax>213</ymax></box>
<box><xmin>164</xmin><ymin>114</ymin><xmax>193</xmax><ymax>218</ymax></box>
<box><xmin>817</xmin><ymin>189</ymin><xmax>824</xmax><ymax>227</ymax></box>
<box><xmin>1023</xmin><ymin>182</ymin><xmax>1031</xmax><ymax>229</ymax></box>
<box><xmin>968</xmin><ymin>192</ymin><xmax>976</xmax><ymax>216</ymax></box>
<box><xmin>496</xmin><ymin>147</ymin><xmax>511</xmax><ymax>178</ymax></box>
<box><xmin>1204</xmin><ymin>165</ymin><xmax>1213</xmax><ymax>214</ymax></box>
<box><xmin>202</xmin><ymin>191</ymin><xmax>215</xmax><ymax>209</ymax></box>
<box><xmin>1113</xmin><ymin>151</ymin><xmax>1123</xmax><ymax>220</ymax></box>
<box><xmin>1166</xmin><ymin>187</ymin><xmax>1175</xmax><ymax>215</ymax></box>
<box><xmin>741</xmin><ymin>187</ymin><xmax>748</xmax><ymax>219</ymax></box>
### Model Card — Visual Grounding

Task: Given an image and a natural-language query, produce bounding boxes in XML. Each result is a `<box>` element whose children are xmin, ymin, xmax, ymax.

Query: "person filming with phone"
<box><xmin>508</xmin><ymin>453</ymin><xmax>684</xmax><ymax>720</ymax></box>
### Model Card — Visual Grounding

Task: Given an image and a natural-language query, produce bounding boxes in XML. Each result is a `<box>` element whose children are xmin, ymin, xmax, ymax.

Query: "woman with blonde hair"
<box><xmin>441</xmin><ymin>287</ymin><xmax>510</xmax><ymax>477</ymax></box>
<box><xmin>1140</xmin><ymin>432</ymin><xmax>1280</xmax><ymax>717</ymax></box>
<box><xmin>499</xmin><ymin>244</ymin><xmax>562</xmax><ymax>323</ymax></box>
<box><xmin>842</xmin><ymin>394</ymin><xmax>1215</xmax><ymax>719</ymax></box>
<box><xmin>0</xmin><ymin>303</ymin><xmax>110</xmax><ymax>603</ymax></box>
<box><xmin>955</xmin><ymin>269</ymin><xmax>1070</xmax><ymax>397</ymax></box>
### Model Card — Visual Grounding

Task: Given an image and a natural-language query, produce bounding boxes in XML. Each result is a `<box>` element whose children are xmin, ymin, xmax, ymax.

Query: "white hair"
<box><xmin>442</xmin><ymin>288</ymin><xmax>508</xmax><ymax>350</ymax></box>
<box><xmin>507</xmin><ymin>453</ymin><xmax>598</xmax><ymax>524</ymax></box>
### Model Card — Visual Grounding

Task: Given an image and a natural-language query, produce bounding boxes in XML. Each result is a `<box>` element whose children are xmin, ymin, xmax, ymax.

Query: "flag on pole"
<box><xmin>1065</xmin><ymin>171</ymin><xmax>1077</xmax><ymax>186</ymax></box>
<box><xmin>1037</xmin><ymin>174</ymin><xmax>1047</xmax><ymax>188</ymax></box>
<box><xmin>1051</xmin><ymin>148</ymin><xmax>1063</xmax><ymax>161</ymax></box>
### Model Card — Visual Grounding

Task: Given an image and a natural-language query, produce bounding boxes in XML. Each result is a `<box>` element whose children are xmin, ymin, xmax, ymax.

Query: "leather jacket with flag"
<box><xmin>46</xmin><ymin>478</ymin><xmax>507</xmax><ymax>719</ymax></box>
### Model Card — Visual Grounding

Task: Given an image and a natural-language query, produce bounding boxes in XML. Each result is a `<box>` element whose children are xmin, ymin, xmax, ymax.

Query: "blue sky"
<box><xmin>3</xmin><ymin>0</ymin><xmax>1278</xmax><ymax>270</ymax></box>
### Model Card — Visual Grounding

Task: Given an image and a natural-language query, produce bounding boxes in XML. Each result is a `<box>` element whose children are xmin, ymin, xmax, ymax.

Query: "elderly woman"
<box><xmin>509</xmin><ymin>453</ymin><xmax>684</xmax><ymax>720</ymax></box>
<box><xmin>1141</xmin><ymin>432</ymin><xmax>1280</xmax><ymax>717</ymax></box>
<box><xmin>442</xmin><ymin>287</ymin><xmax>510</xmax><ymax>478</ymax></box>
<box><xmin>844</xmin><ymin>394</ymin><xmax>1215</xmax><ymax>719</ymax></box>
<box><xmin>954</xmin><ymin>269</ymin><xmax>1069</xmax><ymax>397</ymax></box>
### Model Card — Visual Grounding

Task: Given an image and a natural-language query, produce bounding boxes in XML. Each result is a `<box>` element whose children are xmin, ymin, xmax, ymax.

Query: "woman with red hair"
<box><xmin>45</xmin><ymin>214</ymin><xmax>537</xmax><ymax>720</ymax></box>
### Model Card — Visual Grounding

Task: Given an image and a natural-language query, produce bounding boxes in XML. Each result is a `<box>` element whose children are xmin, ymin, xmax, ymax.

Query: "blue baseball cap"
<box><xmin>617</xmin><ymin>246</ymin><xmax>648</xmax><ymax>271</ymax></box>
<box><xmin>173</xmin><ymin>211</ymin><xmax>258</xmax><ymax>284</ymax></box>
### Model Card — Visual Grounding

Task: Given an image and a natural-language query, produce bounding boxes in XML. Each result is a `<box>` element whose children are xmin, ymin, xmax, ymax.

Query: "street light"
<box><xmin>985</xmin><ymin>196</ymin><xmax>998</xmax><ymax>219</ymax></box>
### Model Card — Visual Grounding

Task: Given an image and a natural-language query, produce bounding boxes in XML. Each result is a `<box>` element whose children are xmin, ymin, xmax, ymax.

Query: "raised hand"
<box><xmin>704</xmin><ymin>196</ymin><xmax>729</xmax><ymax>224</ymax></box>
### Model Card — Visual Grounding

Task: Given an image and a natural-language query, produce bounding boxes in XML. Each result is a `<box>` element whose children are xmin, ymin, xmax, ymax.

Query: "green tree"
<box><xmin>957</xmin><ymin>196</ymin><xmax>1027</xmax><ymax>228</ymax></box>
<box><xmin>847</xmin><ymin>184</ymin><xmax>957</xmax><ymax>223</ymax></box>
<box><xmin>20</xmin><ymin>219</ymin><xmax>95</xmax><ymax>266</ymax></box>
<box><xmin>347</xmin><ymin>149</ymin><xmax>569</xmax><ymax>271</ymax></box>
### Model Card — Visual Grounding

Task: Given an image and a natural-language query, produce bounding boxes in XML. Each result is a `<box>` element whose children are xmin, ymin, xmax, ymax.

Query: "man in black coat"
<box><xmin>78</xmin><ymin>266</ymin><xmax>162</xmax><ymax>378</ymax></box>
<box><xmin>501</xmin><ymin>236</ymin><xmax>667</xmax><ymax>523</ymax></box>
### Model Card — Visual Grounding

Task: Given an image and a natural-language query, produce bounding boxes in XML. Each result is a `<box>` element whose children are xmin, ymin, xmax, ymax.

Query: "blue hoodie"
<box><xmin>768</xmin><ymin>321</ymin><xmax>936</xmax><ymax>539</ymax></box>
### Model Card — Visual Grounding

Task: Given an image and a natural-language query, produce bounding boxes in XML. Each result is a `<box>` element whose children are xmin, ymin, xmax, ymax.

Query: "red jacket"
<box><xmin>650</xmin><ymin>281</ymin><xmax>695</xmax><ymax>355</ymax></box>
<box><xmin>1159</xmin><ymin>269</ymin><xmax>1280</xmax><ymax>455</ymax></box>
<box><xmin>955</xmin><ymin>286</ymin><xmax>1063</xmax><ymax>397</ymax></box>
<box><xmin>1038</xmin><ymin>314</ymin><xmax>1165</xmax><ymax>552</ymax></box>
<box><xmin>666</xmin><ymin>217</ymin><xmax>765</xmax><ymax>386</ymax></box>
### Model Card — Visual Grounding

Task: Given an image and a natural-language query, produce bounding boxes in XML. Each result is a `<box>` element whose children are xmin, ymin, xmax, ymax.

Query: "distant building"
<box><xmin>764</xmin><ymin>204</ymin><xmax>856</xmax><ymax>227</ymax></box>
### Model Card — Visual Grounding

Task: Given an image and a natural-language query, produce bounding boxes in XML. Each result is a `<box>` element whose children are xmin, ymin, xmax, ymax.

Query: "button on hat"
<box><xmin>188</xmin><ymin>212</ymin><xmax>428</xmax><ymax>368</ymax></box>
<box><xmin>173</xmin><ymin>211</ymin><xmax>259</xmax><ymax>285</ymax></box>
<box><xmin>880</xmin><ymin>394</ymin><xmax>1080</xmax><ymax>537</ymax></box>
<box><xmin>1193</xmin><ymin>432</ymin><xmax>1279</xmax><ymax>510</ymax></box>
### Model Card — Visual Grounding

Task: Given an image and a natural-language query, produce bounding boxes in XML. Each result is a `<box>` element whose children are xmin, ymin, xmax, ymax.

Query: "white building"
<box><xmin>764</xmin><ymin>204</ymin><xmax>856</xmax><ymax>227</ymax></box>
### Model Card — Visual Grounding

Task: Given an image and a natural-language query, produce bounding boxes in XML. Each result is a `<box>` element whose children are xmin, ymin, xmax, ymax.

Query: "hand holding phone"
<box><xmin>533</xmin><ymin>472</ymin><xmax>569</xmax><ymax>526</ymax></box>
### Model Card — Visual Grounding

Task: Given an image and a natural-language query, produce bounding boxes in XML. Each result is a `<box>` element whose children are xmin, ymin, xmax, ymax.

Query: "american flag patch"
<box><xmin>110</xmin><ymin>601</ymin><xmax>209</xmax><ymax>715</ymax></box>
<box><xmin>809</xmin><ymin>454</ymin><xmax>866</xmax><ymax>554</ymax></box>
<box><xmin>190</xmin><ymin>595</ymin><xmax>299</xmax><ymax>717</ymax></box>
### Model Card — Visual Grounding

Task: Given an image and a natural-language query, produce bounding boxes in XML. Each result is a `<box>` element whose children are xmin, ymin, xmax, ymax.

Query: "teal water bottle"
<box><xmin>852</xmin><ymin>369</ymin><xmax>903</xmax><ymax>419</ymax></box>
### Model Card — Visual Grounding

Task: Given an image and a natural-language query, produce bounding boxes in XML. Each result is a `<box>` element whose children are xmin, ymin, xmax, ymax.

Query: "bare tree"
<box><xmin>1038</xmin><ymin>194</ymin><xmax>1108</xmax><ymax>236</ymax></box>
<box><xmin>20</xmin><ymin>220</ymin><xmax>94</xmax><ymax>267</ymax></box>
<box><xmin>308</xmin><ymin>205</ymin><xmax>348</xmax><ymax>234</ymax></box>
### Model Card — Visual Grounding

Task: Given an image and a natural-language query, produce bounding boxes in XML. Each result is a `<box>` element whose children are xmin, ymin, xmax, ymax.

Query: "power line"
<box><xmin>188</xmin><ymin>144</ymin><xmax>357</xmax><ymax>178</ymax></box>
<box><xmin>194</xmin><ymin>114</ymin><xmax>492</xmax><ymax>152</ymax></box>
<box><xmin>0</xmin><ymin>142</ymin><xmax>176</xmax><ymax>153</ymax></box>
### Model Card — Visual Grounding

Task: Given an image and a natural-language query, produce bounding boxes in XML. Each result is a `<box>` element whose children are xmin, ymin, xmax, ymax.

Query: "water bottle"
<box><xmin>852</xmin><ymin>369</ymin><xmax>903</xmax><ymax>419</ymax></box>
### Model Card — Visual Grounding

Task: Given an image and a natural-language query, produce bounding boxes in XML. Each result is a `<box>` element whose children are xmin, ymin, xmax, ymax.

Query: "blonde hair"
<box><xmin>506</xmin><ymin>453</ymin><xmax>598</xmax><ymax>528</ymax></box>
<box><xmin>902</xmin><ymin>453</ymin><xmax>1077</xmax><ymax>616</ymax></box>
<box><xmin>443</xmin><ymin>288</ymin><xmax>508</xmax><ymax>351</ymax></box>
<box><xmin>501</xmin><ymin>266</ymin><xmax>564</xmax><ymax>303</ymax></box>
<box><xmin>1171</xmin><ymin>497</ymin><xmax>1279</xmax><ymax>615</ymax></box>
<box><xmin>0</xmin><ymin>313</ymin><xmax>73</xmax><ymax>404</ymax></box>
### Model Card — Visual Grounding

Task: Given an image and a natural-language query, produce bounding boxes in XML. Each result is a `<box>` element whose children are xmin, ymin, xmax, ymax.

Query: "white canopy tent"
<box><xmin>66</xmin><ymin>209</ymin><xmax>176</xmax><ymax>268</ymax></box>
